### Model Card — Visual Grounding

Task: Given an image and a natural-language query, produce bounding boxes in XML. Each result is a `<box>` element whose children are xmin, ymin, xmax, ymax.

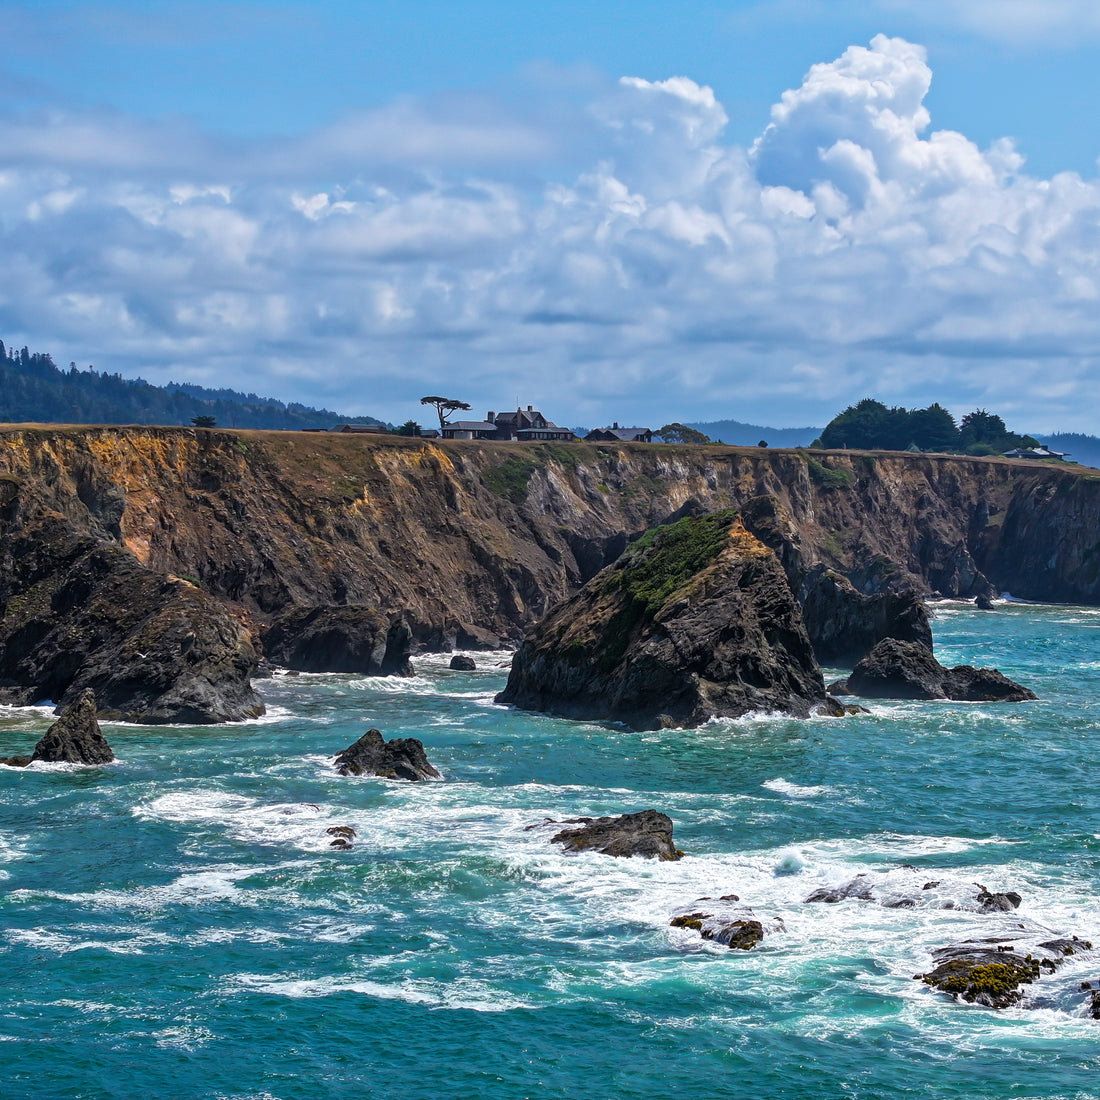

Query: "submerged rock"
<box><xmin>536</xmin><ymin>809</ymin><xmax>683</xmax><ymax>861</ymax></box>
<box><xmin>670</xmin><ymin>895</ymin><xmax>784</xmax><ymax>950</ymax></box>
<box><xmin>803</xmin><ymin>871</ymin><xmax>1026</xmax><ymax>914</ymax></box>
<box><xmin>326</xmin><ymin>825</ymin><xmax>356</xmax><ymax>850</ymax></box>
<box><xmin>334</xmin><ymin>728</ymin><xmax>440</xmax><ymax>781</ymax></box>
<box><xmin>805</xmin><ymin>876</ymin><xmax>875</xmax><ymax>904</ymax></box>
<box><xmin>497</xmin><ymin>511</ymin><xmax>837</xmax><ymax>729</ymax></box>
<box><xmin>835</xmin><ymin>638</ymin><xmax>1036</xmax><ymax>701</ymax></box>
<box><xmin>263</xmin><ymin>606</ymin><xmax>413</xmax><ymax>676</ymax></box>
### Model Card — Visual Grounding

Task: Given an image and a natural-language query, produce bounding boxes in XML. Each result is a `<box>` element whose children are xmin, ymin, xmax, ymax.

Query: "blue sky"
<box><xmin>2</xmin><ymin>1</ymin><xmax>1100</xmax><ymax>431</ymax></box>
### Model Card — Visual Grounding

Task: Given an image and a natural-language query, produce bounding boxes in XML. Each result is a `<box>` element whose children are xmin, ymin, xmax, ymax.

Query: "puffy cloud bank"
<box><xmin>1</xmin><ymin>34</ymin><xmax>1099</xmax><ymax>429</ymax></box>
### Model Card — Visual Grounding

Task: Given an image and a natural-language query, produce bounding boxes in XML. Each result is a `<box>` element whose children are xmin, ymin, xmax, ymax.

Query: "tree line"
<box><xmin>0</xmin><ymin>342</ymin><xmax>385</xmax><ymax>431</ymax></box>
<box><xmin>814</xmin><ymin>399</ymin><xmax>1039</xmax><ymax>455</ymax></box>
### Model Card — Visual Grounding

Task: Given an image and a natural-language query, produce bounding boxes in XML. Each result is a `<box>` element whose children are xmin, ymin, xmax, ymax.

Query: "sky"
<box><xmin>2</xmin><ymin>2</ymin><xmax>1100</xmax><ymax>432</ymax></box>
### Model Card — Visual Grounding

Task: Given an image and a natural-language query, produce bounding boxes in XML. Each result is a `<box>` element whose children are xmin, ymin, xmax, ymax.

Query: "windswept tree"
<box><xmin>420</xmin><ymin>395</ymin><xmax>471</xmax><ymax>430</ymax></box>
<box><xmin>191</xmin><ymin>414</ymin><xmax>217</xmax><ymax>428</ymax></box>
<box><xmin>659</xmin><ymin>423</ymin><xmax>711</xmax><ymax>445</ymax></box>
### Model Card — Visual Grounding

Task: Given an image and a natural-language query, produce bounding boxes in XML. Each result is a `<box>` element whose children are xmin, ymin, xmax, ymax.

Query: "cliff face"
<box><xmin>0</xmin><ymin>427</ymin><xmax>1096</xmax><ymax>664</ymax></box>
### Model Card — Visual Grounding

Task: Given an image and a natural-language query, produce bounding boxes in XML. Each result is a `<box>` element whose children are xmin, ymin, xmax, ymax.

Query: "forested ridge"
<box><xmin>0</xmin><ymin>341</ymin><xmax>385</xmax><ymax>430</ymax></box>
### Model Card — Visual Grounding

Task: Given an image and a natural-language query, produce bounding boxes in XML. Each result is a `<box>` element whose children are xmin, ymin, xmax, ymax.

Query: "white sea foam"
<box><xmin>4</xmin><ymin>928</ymin><xmax>149</xmax><ymax>955</ymax></box>
<box><xmin>135</xmin><ymin>789</ymin><xmax>365</xmax><ymax>853</ymax></box>
<box><xmin>762</xmin><ymin>778</ymin><xmax>828</xmax><ymax>798</ymax></box>
<box><xmin>229</xmin><ymin>972</ymin><xmax>534</xmax><ymax>1012</ymax></box>
<box><xmin>154</xmin><ymin>1025</ymin><xmax>216</xmax><ymax>1051</ymax></box>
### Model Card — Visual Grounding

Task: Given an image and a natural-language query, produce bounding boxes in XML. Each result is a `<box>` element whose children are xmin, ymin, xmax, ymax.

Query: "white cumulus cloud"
<box><xmin>0</xmin><ymin>37</ymin><xmax>1099</xmax><ymax>431</ymax></box>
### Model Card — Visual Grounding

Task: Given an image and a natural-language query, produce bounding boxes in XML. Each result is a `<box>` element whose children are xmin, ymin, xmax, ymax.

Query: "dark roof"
<box><xmin>446</xmin><ymin>420</ymin><xmax>497</xmax><ymax>432</ymax></box>
<box><xmin>585</xmin><ymin>426</ymin><xmax>652</xmax><ymax>441</ymax></box>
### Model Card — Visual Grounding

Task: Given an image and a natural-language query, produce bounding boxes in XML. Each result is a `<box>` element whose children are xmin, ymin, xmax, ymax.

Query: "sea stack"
<box><xmin>496</xmin><ymin>510</ymin><xmax>838</xmax><ymax>729</ymax></box>
<box><xmin>834</xmin><ymin>638</ymin><xmax>1036</xmax><ymax>701</ymax></box>
<box><xmin>32</xmin><ymin>689</ymin><xmax>115</xmax><ymax>765</ymax></box>
<box><xmin>334</xmin><ymin>728</ymin><xmax>441</xmax><ymax>781</ymax></box>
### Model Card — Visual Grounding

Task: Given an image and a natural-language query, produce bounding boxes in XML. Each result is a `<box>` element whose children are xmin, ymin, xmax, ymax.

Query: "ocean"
<box><xmin>1</xmin><ymin>600</ymin><xmax>1098</xmax><ymax>1099</ymax></box>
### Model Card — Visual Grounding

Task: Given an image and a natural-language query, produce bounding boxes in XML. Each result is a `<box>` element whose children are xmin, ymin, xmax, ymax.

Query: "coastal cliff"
<box><xmin>0</xmin><ymin>425</ymin><xmax>1096</xmax><ymax>717</ymax></box>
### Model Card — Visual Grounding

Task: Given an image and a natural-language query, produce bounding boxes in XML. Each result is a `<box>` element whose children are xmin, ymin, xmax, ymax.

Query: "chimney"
<box><xmin>487</xmin><ymin>410</ymin><xmax>495</xmax><ymax>422</ymax></box>
<box><xmin>613</xmin><ymin>421</ymin><xmax>619</xmax><ymax>430</ymax></box>
<box><xmin>527</xmin><ymin>404</ymin><xmax>533</xmax><ymax>412</ymax></box>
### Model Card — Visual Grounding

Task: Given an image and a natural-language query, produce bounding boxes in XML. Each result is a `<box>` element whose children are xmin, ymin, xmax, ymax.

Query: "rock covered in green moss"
<box><xmin>917</xmin><ymin>935</ymin><xmax>1092</xmax><ymax>1009</ymax></box>
<box><xmin>496</xmin><ymin>511</ymin><xmax>838</xmax><ymax>729</ymax></box>
<box><xmin>670</xmin><ymin>895</ymin><xmax>784</xmax><ymax>950</ymax></box>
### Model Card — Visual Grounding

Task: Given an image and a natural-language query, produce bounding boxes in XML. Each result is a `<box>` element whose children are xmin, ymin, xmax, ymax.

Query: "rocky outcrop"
<box><xmin>262</xmin><ymin>606</ymin><xmax>413</xmax><ymax>675</ymax></box>
<box><xmin>31</xmin><ymin>689</ymin><xmax>114</xmax><ymax>764</ymax></box>
<box><xmin>917</xmin><ymin>935</ymin><xmax>1091</xmax><ymax>1009</ymax></box>
<box><xmin>797</xmin><ymin>566</ymin><xmax>932</xmax><ymax>665</ymax></box>
<box><xmin>326</xmin><ymin>825</ymin><xmax>356</xmax><ymax>850</ymax></box>
<box><xmin>497</xmin><ymin>511</ymin><xmax>836</xmax><ymax>729</ymax></box>
<box><xmin>449</xmin><ymin>655</ymin><xmax>477</xmax><ymax>671</ymax></box>
<box><xmin>803</xmin><ymin>871</ymin><xmax>1025</xmax><ymax>912</ymax></box>
<box><xmin>537</xmin><ymin>809</ymin><xmax>683</xmax><ymax>860</ymax></box>
<box><xmin>835</xmin><ymin>639</ymin><xmax>1036</xmax><ymax>701</ymax></box>
<box><xmin>333</xmin><ymin>728</ymin><xmax>441</xmax><ymax>780</ymax></box>
<box><xmin>0</xmin><ymin>511</ymin><xmax>263</xmax><ymax>723</ymax></box>
<box><xmin>739</xmin><ymin>494</ymin><xmax>933</xmax><ymax>664</ymax></box>
<box><xmin>0</xmin><ymin>688</ymin><xmax>115</xmax><ymax>766</ymax></box>
<box><xmin>0</xmin><ymin>426</ymin><xmax>1097</xmax><ymax>719</ymax></box>
<box><xmin>670</xmin><ymin>896</ymin><xmax>784</xmax><ymax>949</ymax></box>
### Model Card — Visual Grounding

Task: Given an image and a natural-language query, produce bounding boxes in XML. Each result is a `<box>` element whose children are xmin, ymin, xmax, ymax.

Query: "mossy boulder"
<box><xmin>496</xmin><ymin>511</ymin><xmax>836</xmax><ymax>729</ymax></box>
<box><xmin>918</xmin><ymin>935</ymin><xmax>1091</xmax><ymax>1009</ymax></box>
<box><xmin>670</xmin><ymin>895</ymin><xmax>782</xmax><ymax>950</ymax></box>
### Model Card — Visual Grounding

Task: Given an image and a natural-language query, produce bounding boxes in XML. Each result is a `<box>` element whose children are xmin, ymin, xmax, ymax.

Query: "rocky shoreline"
<box><xmin>0</xmin><ymin>427</ymin><xmax>1093</xmax><ymax>721</ymax></box>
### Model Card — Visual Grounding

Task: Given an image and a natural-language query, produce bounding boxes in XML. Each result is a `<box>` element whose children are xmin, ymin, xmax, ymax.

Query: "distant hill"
<box><xmin>0</xmin><ymin>341</ymin><xmax>386</xmax><ymax>431</ymax></box>
<box><xmin>1037</xmin><ymin>434</ymin><xmax>1100</xmax><ymax>469</ymax></box>
<box><xmin>686</xmin><ymin>419</ymin><xmax>822</xmax><ymax>448</ymax></box>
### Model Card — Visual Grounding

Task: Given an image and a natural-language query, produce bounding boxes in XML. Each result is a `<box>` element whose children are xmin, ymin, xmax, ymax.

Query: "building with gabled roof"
<box><xmin>584</xmin><ymin>423</ymin><xmax>653</xmax><ymax>443</ymax></box>
<box><xmin>441</xmin><ymin>420</ymin><xmax>498</xmax><ymax>440</ymax></box>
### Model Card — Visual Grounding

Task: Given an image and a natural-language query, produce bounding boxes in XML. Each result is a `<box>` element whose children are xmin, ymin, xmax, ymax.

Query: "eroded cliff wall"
<box><xmin>0</xmin><ymin>426</ymin><xmax>1096</xmax><ymax>653</ymax></box>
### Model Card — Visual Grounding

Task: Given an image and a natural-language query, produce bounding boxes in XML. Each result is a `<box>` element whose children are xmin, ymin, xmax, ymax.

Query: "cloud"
<box><xmin>1</xmin><ymin>38</ymin><xmax>1100</xmax><ymax>431</ymax></box>
<box><xmin>877</xmin><ymin>0</ymin><xmax>1100</xmax><ymax>46</ymax></box>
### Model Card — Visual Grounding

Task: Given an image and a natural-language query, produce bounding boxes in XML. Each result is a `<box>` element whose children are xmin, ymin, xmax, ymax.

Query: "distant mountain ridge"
<box><xmin>686</xmin><ymin>419</ymin><xmax>822</xmax><ymax>448</ymax></box>
<box><xmin>0</xmin><ymin>341</ymin><xmax>386</xmax><ymax>431</ymax></box>
<box><xmin>1038</xmin><ymin>434</ymin><xmax>1100</xmax><ymax>469</ymax></box>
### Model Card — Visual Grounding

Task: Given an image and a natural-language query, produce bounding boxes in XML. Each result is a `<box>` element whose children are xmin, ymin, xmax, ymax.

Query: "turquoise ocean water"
<box><xmin>1</xmin><ymin>601</ymin><xmax>1099</xmax><ymax>1099</ymax></box>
